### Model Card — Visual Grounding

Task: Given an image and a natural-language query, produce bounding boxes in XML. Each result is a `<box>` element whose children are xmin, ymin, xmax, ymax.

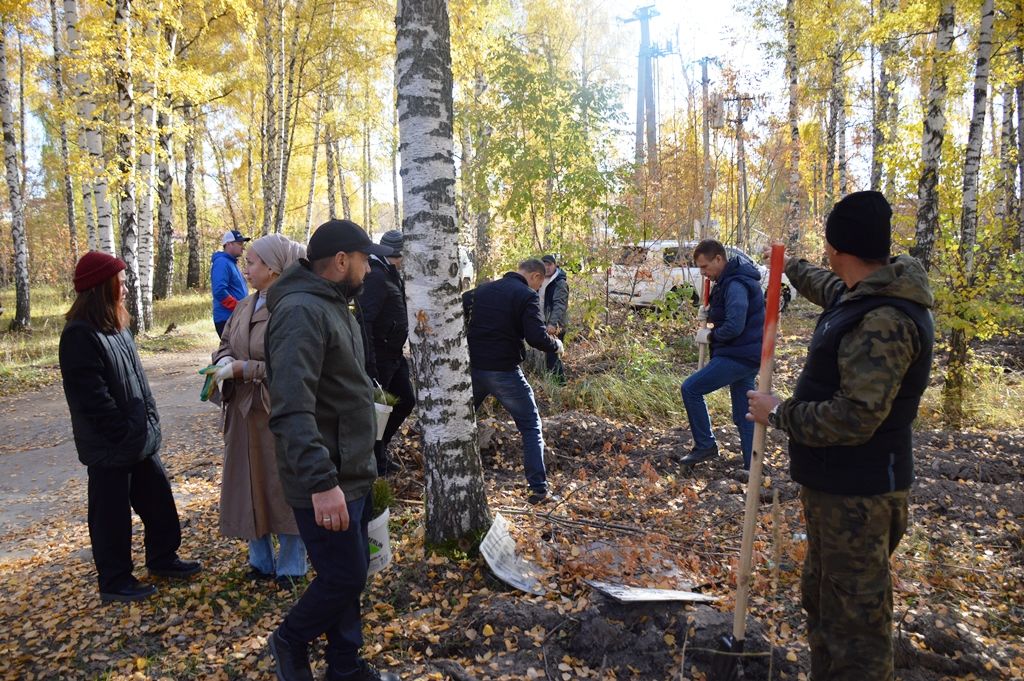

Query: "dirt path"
<box><xmin>0</xmin><ymin>350</ymin><xmax>220</xmax><ymax>559</ymax></box>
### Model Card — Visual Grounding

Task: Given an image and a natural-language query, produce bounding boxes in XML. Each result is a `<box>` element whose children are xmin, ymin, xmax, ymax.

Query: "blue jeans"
<box><xmin>249</xmin><ymin>533</ymin><xmax>307</xmax><ymax>578</ymax></box>
<box><xmin>681</xmin><ymin>355</ymin><xmax>757</xmax><ymax>468</ymax></box>
<box><xmin>279</xmin><ymin>495</ymin><xmax>372</xmax><ymax>674</ymax></box>
<box><xmin>472</xmin><ymin>368</ymin><xmax>547</xmax><ymax>493</ymax></box>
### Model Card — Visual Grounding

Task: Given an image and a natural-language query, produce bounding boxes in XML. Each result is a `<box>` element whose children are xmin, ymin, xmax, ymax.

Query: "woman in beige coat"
<box><xmin>213</xmin><ymin>234</ymin><xmax>307</xmax><ymax>588</ymax></box>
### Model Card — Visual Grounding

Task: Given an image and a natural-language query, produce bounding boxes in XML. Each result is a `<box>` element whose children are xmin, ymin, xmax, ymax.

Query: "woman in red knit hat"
<box><xmin>59</xmin><ymin>251</ymin><xmax>201</xmax><ymax>602</ymax></box>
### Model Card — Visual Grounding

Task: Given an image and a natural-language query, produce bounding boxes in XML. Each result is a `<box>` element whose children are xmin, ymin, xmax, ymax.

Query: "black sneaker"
<box><xmin>268</xmin><ymin>628</ymin><xmax>314</xmax><ymax>681</ymax></box>
<box><xmin>100</xmin><ymin>578</ymin><xmax>157</xmax><ymax>603</ymax></box>
<box><xmin>328</xmin><ymin>659</ymin><xmax>400</xmax><ymax>681</ymax></box>
<box><xmin>679</xmin><ymin>444</ymin><xmax>719</xmax><ymax>465</ymax></box>
<box><xmin>148</xmin><ymin>558</ymin><xmax>202</xmax><ymax>579</ymax></box>
<box><xmin>245</xmin><ymin>568</ymin><xmax>275</xmax><ymax>582</ymax></box>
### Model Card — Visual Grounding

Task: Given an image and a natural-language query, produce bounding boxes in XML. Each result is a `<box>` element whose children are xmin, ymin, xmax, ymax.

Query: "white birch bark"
<box><xmin>912</xmin><ymin>0</ymin><xmax>954</xmax><ymax>270</ymax></box>
<box><xmin>824</xmin><ymin>48</ymin><xmax>841</xmax><ymax>212</ymax></box>
<box><xmin>154</xmin><ymin>103</ymin><xmax>174</xmax><ymax>300</ymax></box>
<box><xmin>838</xmin><ymin>89</ymin><xmax>848</xmax><ymax>196</ymax></box>
<box><xmin>137</xmin><ymin>44</ymin><xmax>157</xmax><ymax>327</ymax></box>
<box><xmin>997</xmin><ymin>88</ymin><xmax>1015</xmax><ymax>234</ymax></box>
<box><xmin>337</xmin><ymin>138</ymin><xmax>351</xmax><ymax>220</ymax></box>
<box><xmin>0</xmin><ymin>30</ymin><xmax>29</xmax><ymax>330</ymax></box>
<box><xmin>958</xmin><ymin>0</ymin><xmax>994</xmax><ymax>281</ymax></box>
<box><xmin>396</xmin><ymin>0</ymin><xmax>491</xmax><ymax>544</ymax></box>
<box><xmin>785</xmin><ymin>0</ymin><xmax>800</xmax><ymax>243</ymax></box>
<box><xmin>49</xmin><ymin>0</ymin><xmax>78</xmax><ymax>261</ymax></box>
<box><xmin>65</xmin><ymin>0</ymin><xmax>114</xmax><ymax>255</ymax></box>
<box><xmin>324</xmin><ymin>116</ymin><xmax>337</xmax><ymax>219</ymax></box>
<box><xmin>183</xmin><ymin>101</ymin><xmax>200</xmax><ymax>289</ymax></box>
<box><xmin>1017</xmin><ymin>30</ymin><xmax>1024</xmax><ymax>251</ymax></box>
<box><xmin>304</xmin><ymin>90</ymin><xmax>324</xmax><ymax>241</ymax></box>
<box><xmin>115</xmin><ymin>0</ymin><xmax>142</xmax><ymax>333</ymax></box>
<box><xmin>261</xmin><ymin>0</ymin><xmax>277</xmax><ymax>236</ymax></box>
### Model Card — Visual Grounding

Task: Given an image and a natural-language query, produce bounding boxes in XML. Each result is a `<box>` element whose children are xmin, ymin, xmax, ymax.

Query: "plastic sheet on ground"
<box><xmin>480</xmin><ymin>512</ymin><xmax>547</xmax><ymax>595</ymax></box>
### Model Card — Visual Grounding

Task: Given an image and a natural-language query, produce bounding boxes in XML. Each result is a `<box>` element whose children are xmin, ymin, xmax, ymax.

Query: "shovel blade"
<box><xmin>709</xmin><ymin>634</ymin><xmax>744</xmax><ymax>681</ymax></box>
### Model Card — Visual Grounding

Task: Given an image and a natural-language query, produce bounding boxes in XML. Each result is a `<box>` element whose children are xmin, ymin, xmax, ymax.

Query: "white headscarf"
<box><xmin>249</xmin><ymin>234</ymin><xmax>306</xmax><ymax>275</ymax></box>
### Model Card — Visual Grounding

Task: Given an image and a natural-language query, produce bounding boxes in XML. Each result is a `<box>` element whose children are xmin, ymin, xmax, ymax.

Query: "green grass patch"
<box><xmin>0</xmin><ymin>287</ymin><xmax>218</xmax><ymax>396</ymax></box>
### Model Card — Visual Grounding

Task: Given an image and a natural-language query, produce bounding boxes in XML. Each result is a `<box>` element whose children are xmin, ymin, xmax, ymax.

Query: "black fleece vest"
<box><xmin>789</xmin><ymin>294</ymin><xmax>934</xmax><ymax>495</ymax></box>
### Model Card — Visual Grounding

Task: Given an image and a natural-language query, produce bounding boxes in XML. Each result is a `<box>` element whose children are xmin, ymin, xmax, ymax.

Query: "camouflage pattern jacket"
<box><xmin>775</xmin><ymin>256</ymin><xmax>935</xmax><ymax>494</ymax></box>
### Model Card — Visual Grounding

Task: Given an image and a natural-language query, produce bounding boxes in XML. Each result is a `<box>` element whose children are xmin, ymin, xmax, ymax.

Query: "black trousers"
<box><xmin>86</xmin><ymin>454</ymin><xmax>182</xmax><ymax>592</ymax></box>
<box><xmin>374</xmin><ymin>355</ymin><xmax>416</xmax><ymax>474</ymax></box>
<box><xmin>279</xmin><ymin>496</ymin><xmax>372</xmax><ymax>673</ymax></box>
<box><xmin>544</xmin><ymin>330</ymin><xmax>566</xmax><ymax>382</ymax></box>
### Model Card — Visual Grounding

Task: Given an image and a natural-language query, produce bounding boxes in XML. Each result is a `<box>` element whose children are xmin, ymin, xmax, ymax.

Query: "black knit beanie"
<box><xmin>825</xmin><ymin>191</ymin><xmax>892</xmax><ymax>260</ymax></box>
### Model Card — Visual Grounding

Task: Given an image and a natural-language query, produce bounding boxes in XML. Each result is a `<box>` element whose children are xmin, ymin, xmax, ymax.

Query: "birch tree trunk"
<box><xmin>49</xmin><ymin>0</ymin><xmax>78</xmax><ymax>263</ymax></box>
<box><xmin>912</xmin><ymin>0</ymin><xmax>954</xmax><ymax>271</ymax></box>
<box><xmin>1017</xmin><ymin>21</ymin><xmax>1024</xmax><ymax>252</ymax></box>
<box><xmin>115</xmin><ymin>0</ymin><xmax>143</xmax><ymax>334</ymax></box>
<box><xmin>261</xmin><ymin>0</ymin><xmax>278</xmax><ymax>236</ymax></box>
<box><xmin>837</xmin><ymin>91</ymin><xmax>848</xmax><ymax>196</ymax></box>
<box><xmin>154</xmin><ymin>103</ymin><xmax>174</xmax><ymax>300</ymax></box>
<box><xmin>871</xmin><ymin>0</ymin><xmax>896</xmax><ymax>191</ymax></box>
<box><xmin>17</xmin><ymin>33</ymin><xmax>25</xmax><ymax>200</ymax></box>
<box><xmin>324</xmin><ymin>118</ymin><xmax>337</xmax><ymax>218</ymax></box>
<box><xmin>137</xmin><ymin>59</ymin><xmax>157</xmax><ymax>328</ymax></box>
<box><xmin>785</xmin><ymin>0</ymin><xmax>801</xmax><ymax>244</ymax></box>
<box><xmin>824</xmin><ymin>48</ymin><xmax>841</xmax><ymax>213</ymax></box>
<box><xmin>183</xmin><ymin>101</ymin><xmax>201</xmax><ymax>290</ymax></box>
<box><xmin>0</xmin><ymin>30</ymin><xmax>29</xmax><ymax>330</ymax></box>
<box><xmin>944</xmin><ymin>0</ymin><xmax>994</xmax><ymax>426</ymax></box>
<box><xmin>396</xmin><ymin>0</ymin><xmax>491</xmax><ymax>545</ymax></box>
<box><xmin>66</xmin><ymin>0</ymin><xmax>114</xmax><ymax>255</ymax></box>
<box><xmin>997</xmin><ymin>88</ymin><xmax>1016</xmax><ymax>238</ymax></box>
<box><xmin>338</xmin><ymin>139</ymin><xmax>352</xmax><ymax>220</ymax></box>
<box><xmin>305</xmin><ymin>90</ymin><xmax>324</xmax><ymax>241</ymax></box>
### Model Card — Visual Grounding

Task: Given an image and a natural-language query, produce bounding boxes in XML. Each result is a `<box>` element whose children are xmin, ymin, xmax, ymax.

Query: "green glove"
<box><xmin>198</xmin><ymin>365</ymin><xmax>219</xmax><ymax>402</ymax></box>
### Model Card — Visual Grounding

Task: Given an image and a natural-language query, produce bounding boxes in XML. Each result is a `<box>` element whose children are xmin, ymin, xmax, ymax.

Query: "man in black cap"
<box><xmin>264</xmin><ymin>219</ymin><xmax>399</xmax><ymax>681</ymax></box>
<box><xmin>357</xmin><ymin>229</ymin><xmax>415</xmax><ymax>475</ymax></box>
<box><xmin>539</xmin><ymin>255</ymin><xmax>569</xmax><ymax>382</ymax></box>
<box><xmin>747</xmin><ymin>191</ymin><xmax>934</xmax><ymax>681</ymax></box>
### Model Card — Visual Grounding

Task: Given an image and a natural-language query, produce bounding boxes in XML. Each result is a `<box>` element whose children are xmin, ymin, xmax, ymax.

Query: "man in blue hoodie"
<box><xmin>211</xmin><ymin>230</ymin><xmax>251</xmax><ymax>337</ymax></box>
<box><xmin>679</xmin><ymin>239</ymin><xmax>764</xmax><ymax>470</ymax></box>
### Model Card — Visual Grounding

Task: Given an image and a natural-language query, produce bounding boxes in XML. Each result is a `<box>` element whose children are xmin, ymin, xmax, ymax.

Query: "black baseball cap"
<box><xmin>307</xmin><ymin>219</ymin><xmax>394</xmax><ymax>261</ymax></box>
<box><xmin>541</xmin><ymin>254</ymin><xmax>557</xmax><ymax>264</ymax></box>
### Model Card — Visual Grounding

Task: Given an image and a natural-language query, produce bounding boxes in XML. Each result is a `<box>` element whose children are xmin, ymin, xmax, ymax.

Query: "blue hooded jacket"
<box><xmin>211</xmin><ymin>250</ymin><xmax>248</xmax><ymax>323</ymax></box>
<box><xmin>707</xmin><ymin>256</ymin><xmax>764</xmax><ymax>367</ymax></box>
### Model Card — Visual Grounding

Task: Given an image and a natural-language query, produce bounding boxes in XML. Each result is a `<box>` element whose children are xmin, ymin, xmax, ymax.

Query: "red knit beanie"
<box><xmin>74</xmin><ymin>251</ymin><xmax>126</xmax><ymax>293</ymax></box>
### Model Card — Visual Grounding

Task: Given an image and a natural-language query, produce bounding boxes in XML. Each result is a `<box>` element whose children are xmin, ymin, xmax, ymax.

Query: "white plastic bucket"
<box><xmin>367</xmin><ymin>507</ymin><xmax>392</xmax><ymax>576</ymax></box>
<box><xmin>374</xmin><ymin>403</ymin><xmax>393</xmax><ymax>441</ymax></box>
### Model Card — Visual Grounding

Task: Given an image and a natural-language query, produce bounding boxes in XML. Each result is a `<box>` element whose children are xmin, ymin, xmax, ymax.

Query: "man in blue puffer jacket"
<box><xmin>211</xmin><ymin>229</ymin><xmax>250</xmax><ymax>336</ymax></box>
<box><xmin>679</xmin><ymin>239</ymin><xmax>764</xmax><ymax>470</ymax></box>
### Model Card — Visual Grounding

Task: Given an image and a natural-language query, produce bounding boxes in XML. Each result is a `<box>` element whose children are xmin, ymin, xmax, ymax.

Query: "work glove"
<box><xmin>695</xmin><ymin>328</ymin><xmax>711</xmax><ymax>345</ymax></box>
<box><xmin>696</xmin><ymin>305</ymin><xmax>709</xmax><ymax>322</ymax></box>
<box><xmin>553</xmin><ymin>338</ymin><xmax>565</xmax><ymax>356</ymax></box>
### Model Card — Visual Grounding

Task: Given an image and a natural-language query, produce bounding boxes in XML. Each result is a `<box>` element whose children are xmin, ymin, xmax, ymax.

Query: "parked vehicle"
<box><xmin>607</xmin><ymin>239</ymin><xmax>792</xmax><ymax>312</ymax></box>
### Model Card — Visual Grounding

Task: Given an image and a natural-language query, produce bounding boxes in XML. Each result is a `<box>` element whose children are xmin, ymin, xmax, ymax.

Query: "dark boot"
<box><xmin>148</xmin><ymin>558</ymin><xmax>202</xmax><ymax>579</ymax></box>
<box><xmin>679</xmin><ymin>444</ymin><xmax>719</xmax><ymax>465</ymax></box>
<box><xmin>100</xmin><ymin>578</ymin><xmax>157</xmax><ymax>603</ymax></box>
<box><xmin>268</xmin><ymin>628</ymin><xmax>314</xmax><ymax>681</ymax></box>
<box><xmin>328</xmin><ymin>659</ymin><xmax>401</xmax><ymax>681</ymax></box>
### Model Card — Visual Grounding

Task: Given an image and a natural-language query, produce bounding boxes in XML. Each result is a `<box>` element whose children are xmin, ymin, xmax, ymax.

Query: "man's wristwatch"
<box><xmin>767</xmin><ymin>403</ymin><xmax>781</xmax><ymax>429</ymax></box>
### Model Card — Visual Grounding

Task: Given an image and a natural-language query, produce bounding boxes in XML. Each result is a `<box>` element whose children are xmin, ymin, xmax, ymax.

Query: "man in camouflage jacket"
<box><xmin>748</xmin><ymin>191</ymin><xmax>934</xmax><ymax>681</ymax></box>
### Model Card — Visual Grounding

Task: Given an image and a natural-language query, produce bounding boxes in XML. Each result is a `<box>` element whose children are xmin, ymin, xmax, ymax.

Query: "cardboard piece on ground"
<box><xmin>480</xmin><ymin>513</ymin><xmax>546</xmax><ymax>595</ymax></box>
<box><xmin>587</xmin><ymin>579</ymin><xmax>719</xmax><ymax>603</ymax></box>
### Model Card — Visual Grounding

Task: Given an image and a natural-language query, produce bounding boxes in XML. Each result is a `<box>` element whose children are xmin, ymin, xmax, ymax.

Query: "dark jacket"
<box><xmin>59</xmin><ymin>321</ymin><xmax>161</xmax><ymax>468</ymax></box>
<box><xmin>543</xmin><ymin>268</ymin><xmax>569</xmax><ymax>328</ymax></box>
<box><xmin>266</xmin><ymin>261</ymin><xmax>377</xmax><ymax>508</ymax></box>
<box><xmin>776</xmin><ymin>256</ymin><xmax>935</xmax><ymax>496</ymax></box>
<box><xmin>463</xmin><ymin>272</ymin><xmax>560</xmax><ymax>372</ymax></box>
<box><xmin>357</xmin><ymin>255</ymin><xmax>408</xmax><ymax>380</ymax></box>
<box><xmin>707</xmin><ymin>256</ymin><xmax>765</xmax><ymax>366</ymax></box>
<box><xmin>211</xmin><ymin>250</ymin><xmax>248</xmax><ymax>323</ymax></box>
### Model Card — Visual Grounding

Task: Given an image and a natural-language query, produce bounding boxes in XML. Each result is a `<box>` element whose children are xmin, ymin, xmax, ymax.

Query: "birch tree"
<box><xmin>66</xmin><ymin>0</ymin><xmax>114</xmax><ymax>254</ymax></box>
<box><xmin>0</xmin><ymin>28</ymin><xmax>29</xmax><ymax>331</ymax></box>
<box><xmin>184</xmin><ymin>101</ymin><xmax>200</xmax><ymax>289</ymax></box>
<box><xmin>785</xmin><ymin>0</ymin><xmax>801</xmax><ymax>244</ymax></box>
<box><xmin>912</xmin><ymin>0</ymin><xmax>954</xmax><ymax>271</ymax></box>
<box><xmin>153</xmin><ymin>102</ymin><xmax>174</xmax><ymax>299</ymax></box>
<box><xmin>944</xmin><ymin>0</ymin><xmax>994</xmax><ymax>424</ymax></box>
<box><xmin>395</xmin><ymin>0</ymin><xmax>491</xmax><ymax>545</ymax></box>
<box><xmin>49</xmin><ymin>0</ymin><xmax>77</xmax><ymax>262</ymax></box>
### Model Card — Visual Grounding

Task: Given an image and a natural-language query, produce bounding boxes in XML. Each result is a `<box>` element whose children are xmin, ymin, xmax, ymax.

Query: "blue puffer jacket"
<box><xmin>211</xmin><ymin>250</ymin><xmax>248</xmax><ymax>323</ymax></box>
<box><xmin>707</xmin><ymin>256</ymin><xmax>764</xmax><ymax>367</ymax></box>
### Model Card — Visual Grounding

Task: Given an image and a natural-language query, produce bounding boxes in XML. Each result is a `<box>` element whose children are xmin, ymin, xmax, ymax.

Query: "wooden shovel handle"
<box><xmin>732</xmin><ymin>244</ymin><xmax>785</xmax><ymax>642</ymax></box>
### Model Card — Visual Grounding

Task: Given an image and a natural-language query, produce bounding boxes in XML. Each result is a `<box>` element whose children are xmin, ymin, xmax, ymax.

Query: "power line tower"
<box><xmin>624</xmin><ymin>5</ymin><xmax>661</xmax><ymax>181</ymax></box>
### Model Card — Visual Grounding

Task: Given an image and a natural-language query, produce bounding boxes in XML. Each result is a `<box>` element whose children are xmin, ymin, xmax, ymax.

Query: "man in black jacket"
<box><xmin>540</xmin><ymin>254</ymin><xmax>568</xmax><ymax>383</ymax></box>
<box><xmin>265</xmin><ymin>219</ymin><xmax>399</xmax><ymax>681</ymax></box>
<box><xmin>463</xmin><ymin>259</ymin><xmax>563</xmax><ymax>505</ymax></box>
<box><xmin>357</xmin><ymin>229</ymin><xmax>416</xmax><ymax>476</ymax></box>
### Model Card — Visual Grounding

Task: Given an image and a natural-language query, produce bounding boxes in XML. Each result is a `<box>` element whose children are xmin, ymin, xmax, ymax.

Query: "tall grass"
<box><xmin>0</xmin><ymin>286</ymin><xmax>218</xmax><ymax>396</ymax></box>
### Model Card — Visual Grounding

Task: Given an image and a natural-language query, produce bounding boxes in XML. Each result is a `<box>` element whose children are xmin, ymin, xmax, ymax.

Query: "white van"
<box><xmin>607</xmin><ymin>240</ymin><xmax>792</xmax><ymax>311</ymax></box>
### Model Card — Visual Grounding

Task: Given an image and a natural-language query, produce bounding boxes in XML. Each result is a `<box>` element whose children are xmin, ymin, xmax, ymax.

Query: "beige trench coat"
<box><xmin>214</xmin><ymin>293</ymin><xmax>298</xmax><ymax>539</ymax></box>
